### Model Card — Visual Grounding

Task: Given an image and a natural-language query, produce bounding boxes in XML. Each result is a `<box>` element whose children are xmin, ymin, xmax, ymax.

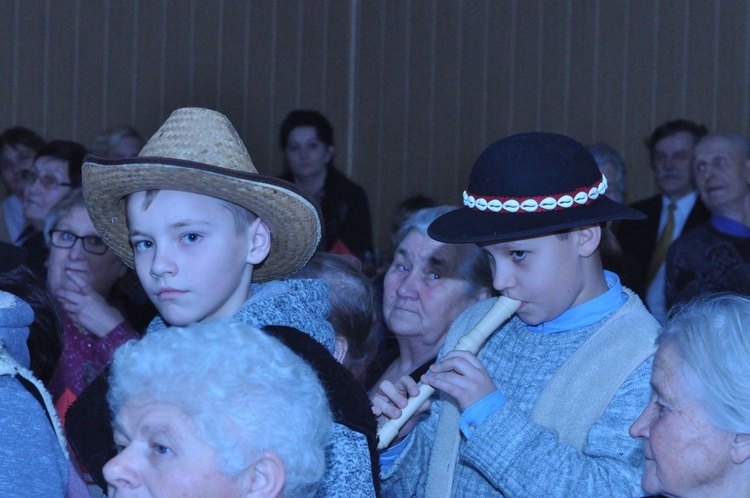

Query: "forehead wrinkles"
<box><xmin>697</xmin><ymin>142</ymin><xmax>742</xmax><ymax>163</ymax></box>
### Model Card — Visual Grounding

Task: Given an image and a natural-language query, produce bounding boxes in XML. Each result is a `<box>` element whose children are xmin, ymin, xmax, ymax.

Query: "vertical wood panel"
<box><xmin>104</xmin><ymin>1</ymin><xmax>136</xmax><ymax>129</ymax></box>
<box><xmin>406</xmin><ymin>1</ymin><xmax>435</xmax><ymax>197</ymax></box>
<box><xmin>319</xmin><ymin>1</ymin><xmax>352</xmax><ymax>176</ymax></box>
<box><xmin>2</xmin><ymin>0</ymin><xmax>750</xmax><ymax>250</ymax></box>
<box><xmin>77</xmin><ymin>1</ymin><xmax>108</xmax><ymax>147</ymax></box>
<box><xmin>458</xmin><ymin>0</ymin><xmax>492</xmax><ymax>193</ymax></box>
<box><xmin>484</xmin><ymin>0</ymin><xmax>515</xmax><ymax>143</ymax></box>
<box><xmin>623</xmin><ymin>0</ymin><xmax>660</xmax><ymax>200</ymax></box>
<box><xmin>511</xmin><ymin>1</ymin><xmax>542</xmax><ymax>133</ymax></box>
<box><xmin>715</xmin><ymin>1</ymin><xmax>748</xmax><ymax>133</ymax></box>
<box><xmin>354</xmin><ymin>0</ymin><xmax>386</xmax><ymax>244</ymax></box>
<box><xmin>432</xmin><ymin>0</ymin><xmax>462</xmax><ymax>204</ymax></box>
<box><xmin>538</xmin><ymin>0</ymin><xmax>569</xmax><ymax>135</ymax></box>
<box><xmin>299</xmin><ymin>1</ymin><xmax>327</xmax><ymax>109</ymax></box>
<box><xmin>380</xmin><ymin>0</ymin><xmax>408</xmax><ymax>203</ymax></box>
<box><xmin>654</xmin><ymin>1</ymin><xmax>688</xmax><ymax>121</ymax></box>
<box><xmin>595</xmin><ymin>1</ymin><xmax>628</xmax><ymax>145</ymax></box>
<box><xmin>191</xmin><ymin>1</ymin><xmax>221</xmax><ymax>109</ymax></box>
<box><xmin>243</xmin><ymin>0</ymin><xmax>276</xmax><ymax>174</ymax></box>
<box><xmin>162</xmin><ymin>2</ymin><xmax>192</xmax><ymax>122</ymax></box>
<box><xmin>0</xmin><ymin>2</ymin><xmax>18</xmax><ymax>126</ymax></box>
<box><xmin>219</xmin><ymin>2</ymin><xmax>250</xmax><ymax>128</ymax></box>
<box><xmin>45</xmin><ymin>2</ymin><xmax>77</xmax><ymax>139</ymax></box>
<box><xmin>567</xmin><ymin>1</ymin><xmax>596</xmax><ymax>142</ymax></box>
<box><xmin>133</xmin><ymin>0</ymin><xmax>168</xmax><ymax>138</ymax></box>
<box><xmin>684</xmin><ymin>1</ymin><xmax>716</xmax><ymax>128</ymax></box>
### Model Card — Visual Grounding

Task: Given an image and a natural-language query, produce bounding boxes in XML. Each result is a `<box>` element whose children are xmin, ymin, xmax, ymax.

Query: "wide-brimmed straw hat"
<box><xmin>83</xmin><ymin>107</ymin><xmax>321</xmax><ymax>282</ymax></box>
<box><xmin>428</xmin><ymin>132</ymin><xmax>645</xmax><ymax>244</ymax></box>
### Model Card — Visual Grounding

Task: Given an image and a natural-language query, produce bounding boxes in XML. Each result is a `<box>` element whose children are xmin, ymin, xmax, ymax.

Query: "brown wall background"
<box><xmin>1</xmin><ymin>0</ymin><xmax>748</xmax><ymax>251</ymax></box>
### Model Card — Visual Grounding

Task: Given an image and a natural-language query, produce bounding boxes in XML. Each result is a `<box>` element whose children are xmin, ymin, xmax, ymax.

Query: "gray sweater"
<box><xmin>149</xmin><ymin>278</ymin><xmax>376</xmax><ymax>497</ymax></box>
<box><xmin>0</xmin><ymin>291</ymin><xmax>68</xmax><ymax>497</ymax></box>
<box><xmin>382</xmin><ymin>291</ymin><xmax>656</xmax><ymax>497</ymax></box>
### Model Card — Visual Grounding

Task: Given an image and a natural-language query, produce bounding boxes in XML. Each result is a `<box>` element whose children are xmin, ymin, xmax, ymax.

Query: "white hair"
<box><xmin>108</xmin><ymin>319</ymin><xmax>332</xmax><ymax>497</ymax></box>
<box><xmin>659</xmin><ymin>293</ymin><xmax>750</xmax><ymax>434</ymax></box>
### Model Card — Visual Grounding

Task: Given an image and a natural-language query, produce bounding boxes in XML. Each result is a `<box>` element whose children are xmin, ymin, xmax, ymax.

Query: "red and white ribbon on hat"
<box><xmin>463</xmin><ymin>175</ymin><xmax>608</xmax><ymax>213</ymax></box>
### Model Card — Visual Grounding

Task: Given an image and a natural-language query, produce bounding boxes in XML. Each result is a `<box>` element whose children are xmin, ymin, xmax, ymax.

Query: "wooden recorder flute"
<box><xmin>377</xmin><ymin>296</ymin><xmax>521</xmax><ymax>450</ymax></box>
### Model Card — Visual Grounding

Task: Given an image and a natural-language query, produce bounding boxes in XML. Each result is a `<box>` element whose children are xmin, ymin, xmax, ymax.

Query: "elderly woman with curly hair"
<box><xmin>103</xmin><ymin>319</ymin><xmax>333</xmax><ymax>498</ymax></box>
<box><xmin>630</xmin><ymin>293</ymin><xmax>750</xmax><ymax>497</ymax></box>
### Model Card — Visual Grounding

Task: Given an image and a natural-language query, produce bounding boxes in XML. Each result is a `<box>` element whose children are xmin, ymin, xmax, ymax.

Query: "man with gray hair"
<box><xmin>665</xmin><ymin>133</ymin><xmax>750</xmax><ymax>308</ymax></box>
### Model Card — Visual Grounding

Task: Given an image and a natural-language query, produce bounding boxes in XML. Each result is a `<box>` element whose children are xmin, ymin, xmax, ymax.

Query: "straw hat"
<box><xmin>82</xmin><ymin>107</ymin><xmax>321</xmax><ymax>282</ymax></box>
<box><xmin>429</xmin><ymin>132</ymin><xmax>645</xmax><ymax>244</ymax></box>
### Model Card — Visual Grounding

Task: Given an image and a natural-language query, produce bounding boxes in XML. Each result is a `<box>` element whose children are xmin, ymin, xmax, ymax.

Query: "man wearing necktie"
<box><xmin>617</xmin><ymin>119</ymin><xmax>711</xmax><ymax>323</ymax></box>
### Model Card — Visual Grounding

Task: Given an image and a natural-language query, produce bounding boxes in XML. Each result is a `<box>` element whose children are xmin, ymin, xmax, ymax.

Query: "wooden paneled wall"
<box><xmin>1</xmin><ymin>0</ymin><xmax>748</xmax><ymax>251</ymax></box>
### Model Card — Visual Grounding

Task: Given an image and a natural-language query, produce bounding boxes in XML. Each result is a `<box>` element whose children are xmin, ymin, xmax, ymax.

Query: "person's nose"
<box><xmin>149</xmin><ymin>245</ymin><xmax>177</xmax><ymax>279</ymax></box>
<box><xmin>628</xmin><ymin>402</ymin><xmax>653</xmax><ymax>440</ymax></box>
<box><xmin>68</xmin><ymin>238</ymin><xmax>86</xmax><ymax>260</ymax></box>
<box><xmin>491</xmin><ymin>263</ymin><xmax>516</xmax><ymax>294</ymax></box>
<box><xmin>395</xmin><ymin>270</ymin><xmax>420</xmax><ymax>299</ymax></box>
<box><xmin>103</xmin><ymin>448</ymin><xmax>141</xmax><ymax>491</ymax></box>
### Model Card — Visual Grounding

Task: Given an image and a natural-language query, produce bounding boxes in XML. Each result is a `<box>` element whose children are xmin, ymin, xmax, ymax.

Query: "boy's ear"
<box><xmin>575</xmin><ymin>225</ymin><xmax>601</xmax><ymax>258</ymax></box>
<box><xmin>242</xmin><ymin>451</ymin><xmax>286</xmax><ymax>498</ymax></box>
<box><xmin>246</xmin><ymin>218</ymin><xmax>272</xmax><ymax>265</ymax></box>
<box><xmin>333</xmin><ymin>335</ymin><xmax>349</xmax><ymax>364</ymax></box>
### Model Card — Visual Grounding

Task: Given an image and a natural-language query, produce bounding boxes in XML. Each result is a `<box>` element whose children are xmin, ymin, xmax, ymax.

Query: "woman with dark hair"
<box><xmin>279</xmin><ymin>110</ymin><xmax>373</xmax><ymax>261</ymax></box>
<box><xmin>18</xmin><ymin>139</ymin><xmax>87</xmax><ymax>278</ymax></box>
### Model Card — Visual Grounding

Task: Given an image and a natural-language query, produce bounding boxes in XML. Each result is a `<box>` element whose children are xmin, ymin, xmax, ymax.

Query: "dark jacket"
<box><xmin>616</xmin><ymin>194</ymin><xmax>710</xmax><ymax>298</ymax></box>
<box><xmin>282</xmin><ymin>166</ymin><xmax>374</xmax><ymax>260</ymax></box>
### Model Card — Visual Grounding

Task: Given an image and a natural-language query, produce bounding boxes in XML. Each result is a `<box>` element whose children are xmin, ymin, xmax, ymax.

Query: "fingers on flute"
<box><xmin>371</xmin><ymin>379</ymin><xmax>408</xmax><ymax>420</ymax></box>
<box><xmin>423</xmin><ymin>351</ymin><xmax>497</xmax><ymax>410</ymax></box>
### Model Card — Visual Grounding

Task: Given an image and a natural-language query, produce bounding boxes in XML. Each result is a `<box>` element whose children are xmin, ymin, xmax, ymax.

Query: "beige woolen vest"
<box><xmin>424</xmin><ymin>290</ymin><xmax>658</xmax><ymax>497</ymax></box>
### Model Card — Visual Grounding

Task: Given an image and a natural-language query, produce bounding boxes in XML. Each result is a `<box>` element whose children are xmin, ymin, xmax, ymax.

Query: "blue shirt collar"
<box><xmin>710</xmin><ymin>214</ymin><xmax>750</xmax><ymax>238</ymax></box>
<box><xmin>526</xmin><ymin>271</ymin><xmax>625</xmax><ymax>334</ymax></box>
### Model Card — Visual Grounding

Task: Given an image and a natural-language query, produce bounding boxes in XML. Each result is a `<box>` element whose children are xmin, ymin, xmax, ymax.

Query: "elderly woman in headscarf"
<box><xmin>365</xmin><ymin>206</ymin><xmax>493</xmax><ymax>394</ymax></box>
<box><xmin>630</xmin><ymin>293</ymin><xmax>750</xmax><ymax>497</ymax></box>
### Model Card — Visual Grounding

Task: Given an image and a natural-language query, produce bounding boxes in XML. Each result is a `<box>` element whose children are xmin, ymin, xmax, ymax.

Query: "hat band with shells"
<box><xmin>463</xmin><ymin>175</ymin><xmax>608</xmax><ymax>214</ymax></box>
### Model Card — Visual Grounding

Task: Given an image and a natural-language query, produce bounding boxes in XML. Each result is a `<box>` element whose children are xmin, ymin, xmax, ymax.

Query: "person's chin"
<box><xmin>640</xmin><ymin>465</ymin><xmax>662</xmax><ymax>496</ymax></box>
<box><xmin>156</xmin><ymin>303</ymin><xmax>200</xmax><ymax>328</ymax></box>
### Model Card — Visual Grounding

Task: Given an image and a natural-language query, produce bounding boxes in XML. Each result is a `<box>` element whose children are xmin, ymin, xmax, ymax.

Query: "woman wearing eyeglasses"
<box><xmin>43</xmin><ymin>189</ymin><xmax>143</xmax><ymax>409</ymax></box>
<box><xmin>18</xmin><ymin>140</ymin><xmax>86</xmax><ymax>279</ymax></box>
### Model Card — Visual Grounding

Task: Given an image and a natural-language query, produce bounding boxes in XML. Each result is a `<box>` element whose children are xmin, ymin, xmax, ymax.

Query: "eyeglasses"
<box><xmin>20</xmin><ymin>169</ymin><xmax>72</xmax><ymax>190</ymax></box>
<box><xmin>49</xmin><ymin>230</ymin><xmax>109</xmax><ymax>255</ymax></box>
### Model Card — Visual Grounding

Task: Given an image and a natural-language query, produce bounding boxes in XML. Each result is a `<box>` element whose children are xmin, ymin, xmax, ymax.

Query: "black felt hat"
<box><xmin>428</xmin><ymin>132</ymin><xmax>645</xmax><ymax>244</ymax></box>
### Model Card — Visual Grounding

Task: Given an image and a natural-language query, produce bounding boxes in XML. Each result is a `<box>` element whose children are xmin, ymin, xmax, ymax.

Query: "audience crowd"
<box><xmin>0</xmin><ymin>110</ymin><xmax>749</xmax><ymax>498</ymax></box>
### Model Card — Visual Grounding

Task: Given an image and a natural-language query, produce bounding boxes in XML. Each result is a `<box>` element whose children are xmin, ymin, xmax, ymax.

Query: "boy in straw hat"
<box><xmin>373</xmin><ymin>132</ymin><xmax>659</xmax><ymax>497</ymax></box>
<box><xmin>68</xmin><ymin>108</ymin><xmax>378</xmax><ymax>496</ymax></box>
